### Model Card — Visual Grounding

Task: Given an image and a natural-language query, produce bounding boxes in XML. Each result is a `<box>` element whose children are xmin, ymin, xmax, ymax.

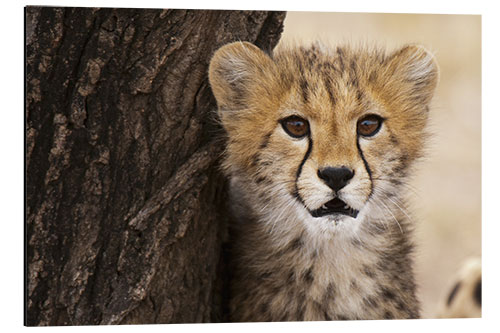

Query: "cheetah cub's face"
<box><xmin>209</xmin><ymin>42</ymin><xmax>438</xmax><ymax>236</ymax></box>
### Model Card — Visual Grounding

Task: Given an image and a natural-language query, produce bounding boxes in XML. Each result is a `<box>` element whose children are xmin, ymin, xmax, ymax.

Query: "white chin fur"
<box><xmin>302</xmin><ymin>212</ymin><xmax>363</xmax><ymax>239</ymax></box>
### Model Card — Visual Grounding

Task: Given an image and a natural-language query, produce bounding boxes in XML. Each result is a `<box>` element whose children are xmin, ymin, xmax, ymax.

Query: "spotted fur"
<box><xmin>438</xmin><ymin>257</ymin><xmax>481</xmax><ymax>318</ymax></box>
<box><xmin>209</xmin><ymin>41</ymin><xmax>439</xmax><ymax>321</ymax></box>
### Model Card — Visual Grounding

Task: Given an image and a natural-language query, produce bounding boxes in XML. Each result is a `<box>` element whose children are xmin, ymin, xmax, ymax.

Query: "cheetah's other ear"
<box><xmin>209</xmin><ymin>41</ymin><xmax>273</xmax><ymax>110</ymax></box>
<box><xmin>385</xmin><ymin>45</ymin><xmax>439</xmax><ymax>106</ymax></box>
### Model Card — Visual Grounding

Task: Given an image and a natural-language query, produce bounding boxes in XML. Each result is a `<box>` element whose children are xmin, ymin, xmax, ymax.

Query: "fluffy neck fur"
<box><xmin>227</xmin><ymin>175</ymin><xmax>419</xmax><ymax>321</ymax></box>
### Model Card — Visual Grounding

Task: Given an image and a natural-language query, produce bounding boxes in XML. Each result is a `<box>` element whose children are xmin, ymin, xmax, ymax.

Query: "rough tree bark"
<box><xmin>25</xmin><ymin>7</ymin><xmax>285</xmax><ymax>326</ymax></box>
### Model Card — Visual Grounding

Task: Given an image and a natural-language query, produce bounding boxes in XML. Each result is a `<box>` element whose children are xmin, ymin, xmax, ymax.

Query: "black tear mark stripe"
<box><xmin>293</xmin><ymin>137</ymin><xmax>313</xmax><ymax>205</ymax></box>
<box><xmin>356</xmin><ymin>138</ymin><xmax>373</xmax><ymax>197</ymax></box>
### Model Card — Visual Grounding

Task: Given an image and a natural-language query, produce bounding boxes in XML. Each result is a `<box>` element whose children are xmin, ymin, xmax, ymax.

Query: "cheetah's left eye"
<box><xmin>357</xmin><ymin>114</ymin><xmax>384</xmax><ymax>137</ymax></box>
<box><xmin>280</xmin><ymin>116</ymin><xmax>310</xmax><ymax>138</ymax></box>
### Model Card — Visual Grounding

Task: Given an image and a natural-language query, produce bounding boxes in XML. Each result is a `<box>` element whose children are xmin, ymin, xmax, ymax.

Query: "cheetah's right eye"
<box><xmin>280</xmin><ymin>116</ymin><xmax>310</xmax><ymax>138</ymax></box>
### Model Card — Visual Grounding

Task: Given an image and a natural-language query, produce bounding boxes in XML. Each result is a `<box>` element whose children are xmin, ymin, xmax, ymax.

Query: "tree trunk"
<box><xmin>25</xmin><ymin>7</ymin><xmax>285</xmax><ymax>326</ymax></box>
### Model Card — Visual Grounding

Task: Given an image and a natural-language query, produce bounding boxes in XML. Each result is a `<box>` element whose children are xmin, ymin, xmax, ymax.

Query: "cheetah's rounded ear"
<box><xmin>209</xmin><ymin>41</ymin><xmax>273</xmax><ymax>111</ymax></box>
<box><xmin>386</xmin><ymin>45</ymin><xmax>439</xmax><ymax>106</ymax></box>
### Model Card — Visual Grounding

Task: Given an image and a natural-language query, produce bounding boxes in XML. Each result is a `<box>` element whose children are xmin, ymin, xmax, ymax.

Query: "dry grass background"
<box><xmin>280</xmin><ymin>12</ymin><xmax>481</xmax><ymax>318</ymax></box>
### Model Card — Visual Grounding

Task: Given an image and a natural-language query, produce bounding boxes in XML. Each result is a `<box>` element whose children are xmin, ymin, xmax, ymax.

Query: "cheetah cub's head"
<box><xmin>209</xmin><ymin>42</ymin><xmax>438</xmax><ymax>235</ymax></box>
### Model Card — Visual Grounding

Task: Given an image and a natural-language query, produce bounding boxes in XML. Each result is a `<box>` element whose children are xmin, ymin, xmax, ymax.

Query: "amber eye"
<box><xmin>357</xmin><ymin>114</ymin><xmax>384</xmax><ymax>137</ymax></box>
<box><xmin>280</xmin><ymin>116</ymin><xmax>310</xmax><ymax>138</ymax></box>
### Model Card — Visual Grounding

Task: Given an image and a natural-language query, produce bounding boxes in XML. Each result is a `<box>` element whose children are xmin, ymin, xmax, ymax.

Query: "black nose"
<box><xmin>317</xmin><ymin>166</ymin><xmax>354</xmax><ymax>192</ymax></box>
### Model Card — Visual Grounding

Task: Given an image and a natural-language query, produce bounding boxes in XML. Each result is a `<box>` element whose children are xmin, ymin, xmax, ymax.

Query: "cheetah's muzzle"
<box><xmin>310</xmin><ymin>197</ymin><xmax>359</xmax><ymax>219</ymax></box>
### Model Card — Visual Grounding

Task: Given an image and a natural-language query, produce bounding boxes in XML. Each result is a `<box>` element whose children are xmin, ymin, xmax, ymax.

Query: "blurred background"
<box><xmin>280</xmin><ymin>12</ymin><xmax>481</xmax><ymax>318</ymax></box>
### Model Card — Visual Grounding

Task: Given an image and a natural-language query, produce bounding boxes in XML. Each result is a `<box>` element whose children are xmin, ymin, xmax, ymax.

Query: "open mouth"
<box><xmin>310</xmin><ymin>198</ymin><xmax>359</xmax><ymax>219</ymax></box>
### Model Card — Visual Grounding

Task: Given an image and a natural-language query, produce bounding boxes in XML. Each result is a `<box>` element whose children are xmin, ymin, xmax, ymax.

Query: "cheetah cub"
<box><xmin>209</xmin><ymin>41</ymin><xmax>438</xmax><ymax>321</ymax></box>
